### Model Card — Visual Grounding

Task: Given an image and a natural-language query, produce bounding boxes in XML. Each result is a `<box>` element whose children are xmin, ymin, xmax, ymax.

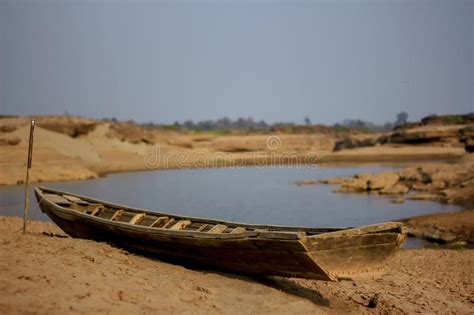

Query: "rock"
<box><xmin>411</xmin><ymin>183</ymin><xmax>430</xmax><ymax>192</ymax></box>
<box><xmin>295</xmin><ymin>180</ymin><xmax>318</xmax><ymax>186</ymax></box>
<box><xmin>464</xmin><ymin>139</ymin><xmax>474</xmax><ymax>153</ymax></box>
<box><xmin>405</xmin><ymin>210</ymin><xmax>474</xmax><ymax>243</ymax></box>
<box><xmin>0</xmin><ymin>137</ymin><xmax>21</xmax><ymax>146</ymax></box>
<box><xmin>319</xmin><ymin>177</ymin><xmax>347</xmax><ymax>185</ymax></box>
<box><xmin>341</xmin><ymin>178</ymin><xmax>370</xmax><ymax>192</ymax></box>
<box><xmin>386</xmin><ymin>130</ymin><xmax>455</xmax><ymax>145</ymax></box>
<box><xmin>390</xmin><ymin>197</ymin><xmax>405</xmax><ymax>204</ymax></box>
<box><xmin>41</xmin><ymin>121</ymin><xmax>98</xmax><ymax>138</ymax></box>
<box><xmin>420</xmin><ymin>172</ymin><xmax>432</xmax><ymax>184</ymax></box>
<box><xmin>408</xmin><ymin>193</ymin><xmax>439</xmax><ymax>201</ymax></box>
<box><xmin>367</xmin><ymin>293</ymin><xmax>380</xmax><ymax>308</ymax></box>
<box><xmin>431</xmin><ymin>180</ymin><xmax>447</xmax><ymax>190</ymax></box>
<box><xmin>380</xmin><ymin>184</ymin><xmax>410</xmax><ymax>195</ymax></box>
<box><xmin>366</xmin><ymin>172</ymin><xmax>400</xmax><ymax>191</ymax></box>
<box><xmin>398</xmin><ymin>167</ymin><xmax>423</xmax><ymax>182</ymax></box>
<box><xmin>0</xmin><ymin>125</ymin><xmax>17</xmax><ymax>133</ymax></box>
<box><xmin>459</xmin><ymin>126</ymin><xmax>474</xmax><ymax>153</ymax></box>
<box><xmin>333</xmin><ymin>137</ymin><xmax>376</xmax><ymax>151</ymax></box>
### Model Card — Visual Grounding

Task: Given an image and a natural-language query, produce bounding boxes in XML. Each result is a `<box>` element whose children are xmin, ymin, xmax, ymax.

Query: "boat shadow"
<box><xmin>39</xmin><ymin>231</ymin><xmax>332</xmax><ymax>307</ymax></box>
<box><xmin>251</xmin><ymin>276</ymin><xmax>331</xmax><ymax>307</ymax></box>
<box><xmin>115</xmin><ymin>244</ymin><xmax>331</xmax><ymax>307</ymax></box>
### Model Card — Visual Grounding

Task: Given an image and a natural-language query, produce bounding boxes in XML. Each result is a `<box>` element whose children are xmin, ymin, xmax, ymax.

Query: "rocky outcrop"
<box><xmin>460</xmin><ymin>126</ymin><xmax>474</xmax><ymax>153</ymax></box>
<box><xmin>0</xmin><ymin>125</ymin><xmax>17</xmax><ymax>133</ymax></box>
<box><xmin>107</xmin><ymin>122</ymin><xmax>156</xmax><ymax>144</ymax></box>
<box><xmin>333</xmin><ymin>137</ymin><xmax>376</xmax><ymax>151</ymax></box>
<box><xmin>308</xmin><ymin>155</ymin><xmax>474</xmax><ymax>206</ymax></box>
<box><xmin>41</xmin><ymin>121</ymin><xmax>98</xmax><ymax>138</ymax></box>
<box><xmin>332</xmin><ymin>114</ymin><xmax>474</xmax><ymax>152</ymax></box>
<box><xmin>404</xmin><ymin>210</ymin><xmax>474</xmax><ymax>243</ymax></box>
<box><xmin>0</xmin><ymin>137</ymin><xmax>21</xmax><ymax>146</ymax></box>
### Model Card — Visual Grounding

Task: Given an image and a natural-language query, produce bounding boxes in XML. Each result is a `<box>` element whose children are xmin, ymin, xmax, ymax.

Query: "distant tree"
<box><xmin>304</xmin><ymin>116</ymin><xmax>312</xmax><ymax>126</ymax></box>
<box><xmin>395</xmin><ymin>112</ymin><xmax>408</xmax><ymax>127</ymax></box>
<box><xmin>183</xmin><ymin>120</ymin><xmax>195</xmax><ymax>129</ymax></box>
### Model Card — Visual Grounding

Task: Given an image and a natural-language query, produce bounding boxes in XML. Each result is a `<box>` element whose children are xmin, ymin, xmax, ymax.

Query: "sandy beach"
<box><xmin>1</xmin><ymin>216</ymin><xmax>473</xmax><ymax>314</ymax></box>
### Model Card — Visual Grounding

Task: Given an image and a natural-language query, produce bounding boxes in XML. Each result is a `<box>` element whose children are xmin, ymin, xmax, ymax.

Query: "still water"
<box><xmin>0</xmin><ymin>166</ymin><xmax>460</xmax><ymax>229</ymax></box>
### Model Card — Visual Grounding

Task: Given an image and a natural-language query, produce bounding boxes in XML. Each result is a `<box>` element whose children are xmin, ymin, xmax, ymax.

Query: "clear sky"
<box><xmin>1</xmin><ymin>0</ymin><xmax>473</xmax><ymax>125</ymax></box>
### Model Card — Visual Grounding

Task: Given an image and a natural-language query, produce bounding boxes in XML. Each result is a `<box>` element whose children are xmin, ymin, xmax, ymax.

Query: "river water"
<box><xmin>0</xmin><ymin>166</ymin><xmax>461</xmax><ymax>247</ymax></box>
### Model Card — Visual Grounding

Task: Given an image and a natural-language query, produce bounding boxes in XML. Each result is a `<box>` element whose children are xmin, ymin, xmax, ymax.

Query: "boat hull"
<box><xmin>35</xmin><ymin>187</ymin><xmax>406</xmax><ymax>281</ymax></box>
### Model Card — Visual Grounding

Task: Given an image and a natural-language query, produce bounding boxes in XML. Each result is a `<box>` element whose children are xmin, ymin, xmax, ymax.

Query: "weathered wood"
<box><xmin>34</xmin><ymin>186</ymin><xmax>407</xmax><ymax>281</ymax></box>
<box><xmin>196</xmin><ymin>224</ymin><xmax>209</xmax><ymax>232</ymax></box>
<box><xmin>44</xmin><ymin>194</ymin><xmax>71</xmax><ymax>205</ymax></box>
<box><xmin>62</xmin><ymin>194</ymin><xmax>89</xmax><ymax>205</ymax></box>
<box><xmin>150</xmin><ymin>216</ymin><xmax>169</xmax><ymax>228</ymax></box>
<box><xmin>161</xmin><ymin>218</ymin><xmax>176</xmax><ymax>229</ymax></box>
<box><xmin>230</xmin><ymin>227</ymin><xmax>247</xmax><ymax>234</ymax></box>
<box><xmin>110</xmin><ymin>209</ymin><xmax>124</xmax><ymax>221</ymax></box>
<box><xmin>169</xmin><ymin>220</ymin><xmax>192</xmax><ymax>230</ymax></box>
<box><xmin>208</xmin><ymin>224</ymin><xmax>227</xmax><ymax>233</ymax></box>
<box><xmin>91</xmin><ymin>205</ymin><xmax>105</xmax><ymax>216</ymax></box>
<box><xmin>129</xmin><ymin>213</ymin><xmax>146</xmax><ymax>225</ymax></box>
<box><xmin>257</xmin><ymin>231</ymin><xmax>306</xmax><ymax>240</ymax></box>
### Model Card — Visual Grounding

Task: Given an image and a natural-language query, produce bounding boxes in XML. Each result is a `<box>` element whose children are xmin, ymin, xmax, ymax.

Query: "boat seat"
<box><xmin>150</xmin><ymin>216</ymin><xmax>169</xmax><ymax>228</ymax></box>
<box><xmin>230</xmin><ymin>227</ymin><xmax>246</xmax><ymax>234</ymax></box>
<box><xmin>162</xmin><ymin>218</ymin><xmax>176</xmax><ymax>229</ymax></box>
<box><xmin>169</xmin><ymin>220</ymin><xmax>192</xmax><ymax>230</ymax></box>
<box><xmin>90</xmin><ymin>205</ymin><xmax>105</xmax><ymax>216</ymax></box>
<box><xmin>208</xmin><ymin>224</ymin><xmax>227</xmax><ymax>233</ymax></box>
<box><xmin>196</xmin><ymin>224</ymin><xmax>209</xmax><ymax>232</ymax></box>
<box><xmin>129</xmin><ymin>213</ymin><xmax>146</xmax><ymax>225</ymax></box>
<box><xmin>110</xmin><ymin>210</ymin><xmax>124</xmax><ymax>221</ymax></box>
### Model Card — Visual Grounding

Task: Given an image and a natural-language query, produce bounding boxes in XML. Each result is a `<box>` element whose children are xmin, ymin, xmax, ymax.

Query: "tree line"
<box><xmin>141</xmin><ymin>112</ymin><xmax>409</xmax><ymax>132</ymax></box>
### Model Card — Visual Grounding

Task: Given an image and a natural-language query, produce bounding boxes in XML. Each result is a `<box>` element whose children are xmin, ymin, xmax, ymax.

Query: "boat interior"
<box><xmin>38</xmin><ymin>189</ymin><xmax>347</xmax><ymax>236</ymax></box>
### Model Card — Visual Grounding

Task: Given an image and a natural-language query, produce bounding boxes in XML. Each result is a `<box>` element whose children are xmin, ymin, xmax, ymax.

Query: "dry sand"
<box><xmin>1</xmin><ymin>216</ymin><xmax>473</xmax><ymax>314</ymax></box>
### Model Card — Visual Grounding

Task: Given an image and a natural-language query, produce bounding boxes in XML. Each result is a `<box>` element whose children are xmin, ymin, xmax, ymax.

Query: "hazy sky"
<box><xmin>1</xmin><ymin>0</ymin><xmax>473</xmax><ymax>124</ymax></box>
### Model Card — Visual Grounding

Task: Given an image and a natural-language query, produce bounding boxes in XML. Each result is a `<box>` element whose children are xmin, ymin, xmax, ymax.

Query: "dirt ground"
<box><xmin>1</xmin><ymin>217</ymin><xmax>472</xmax><ymax>314</ymax></box>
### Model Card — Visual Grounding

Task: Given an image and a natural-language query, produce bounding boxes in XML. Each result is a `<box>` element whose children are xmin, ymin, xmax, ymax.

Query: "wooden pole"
<box><xmin>22</xmin><ymin>119</ymin><xmax>35</xmax><ymax>234</ymax></box>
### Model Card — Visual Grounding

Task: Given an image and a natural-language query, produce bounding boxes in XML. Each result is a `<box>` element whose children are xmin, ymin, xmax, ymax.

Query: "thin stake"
<box><xmin>23</xmin><ymin>119</ymin><xmax>35</xmax><ymax>234</ymax></box>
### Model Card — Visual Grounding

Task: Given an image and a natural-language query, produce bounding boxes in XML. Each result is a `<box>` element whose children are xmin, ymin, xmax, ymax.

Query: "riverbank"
<box><xmin>403</xmin><ymin>210</ymin><xmax>474</xmax><ymax>244</ymax></box>
<box><xmin>0</xmin><ymin>115</ymin><xmax>468</xmax><ymax>186</ymax></box>
<box><xmin>0</xmin><ymin>216</ymin><xmax>472</xmax><ymax>314</ymax></box>
<box><xmin>298</xmin><ymin>154</ymin><xmax>474</xmax><ymax>207</ymax></box>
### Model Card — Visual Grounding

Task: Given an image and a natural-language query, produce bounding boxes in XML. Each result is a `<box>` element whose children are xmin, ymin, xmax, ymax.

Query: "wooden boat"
<box><xmin>35</xmin><ymin>186</ymin><xmax>407</xmax><ymax>281</ymax></box>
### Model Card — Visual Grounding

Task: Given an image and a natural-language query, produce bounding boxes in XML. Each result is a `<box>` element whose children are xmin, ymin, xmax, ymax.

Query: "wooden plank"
<box><xmin>208</xmin><ymin>224</ymin><xmax>227</xmax><ymax>233</ymax></box>
<box><xmin>169</xmin><ymin>220</ymin><xmax>192</xmax><ymax>231</ymax></box>
<box><xmin>196</xmin><ymin>224</ymin><xmax>209</xmax><ymax>232</ymax></box>
<box><xmin>110</xmin><ymin>209</ymin><xmax>124</xmax><ymax>221</ymax></box>
<box><xmin>150</xmin><ymin>216</ymin><xmax>169</xmax><ymax>228</ymax></box>
<box><xmin>129</xmin><ymin>213</ymin><xmax>146</xmax><ymax>225</ymax></box>
<box><xmin>257</xmin><ymin>231</ymin><xmax>305</xmax><ymax>240</ymax></box>
<box><xmin>91</xmin><ymin>205</ymin><xmax>104</xmax><ymax>216</ymax></box>
<box><xmin>162</xmin><ymin>218</ymin><xmax>177</xmax><ymax>229</ymax></box>
<box><xmin>230</xmin><ymin>227</ymin><xmax>247</xmax><ymax>234</ymax></box>
<box><xmin>313</xmin><ymin>222</ymin><xmax>403</xmax><ymax>238</ymax></box>
<box><xmin>62</xmin><ymin>194</ymin><xmax>89</xmax><ymax>205</ymax></box>
<box><xmin>44</xmin><ymin>194</ymin><xmax>72</xmax><ymax>205</ymax></box>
